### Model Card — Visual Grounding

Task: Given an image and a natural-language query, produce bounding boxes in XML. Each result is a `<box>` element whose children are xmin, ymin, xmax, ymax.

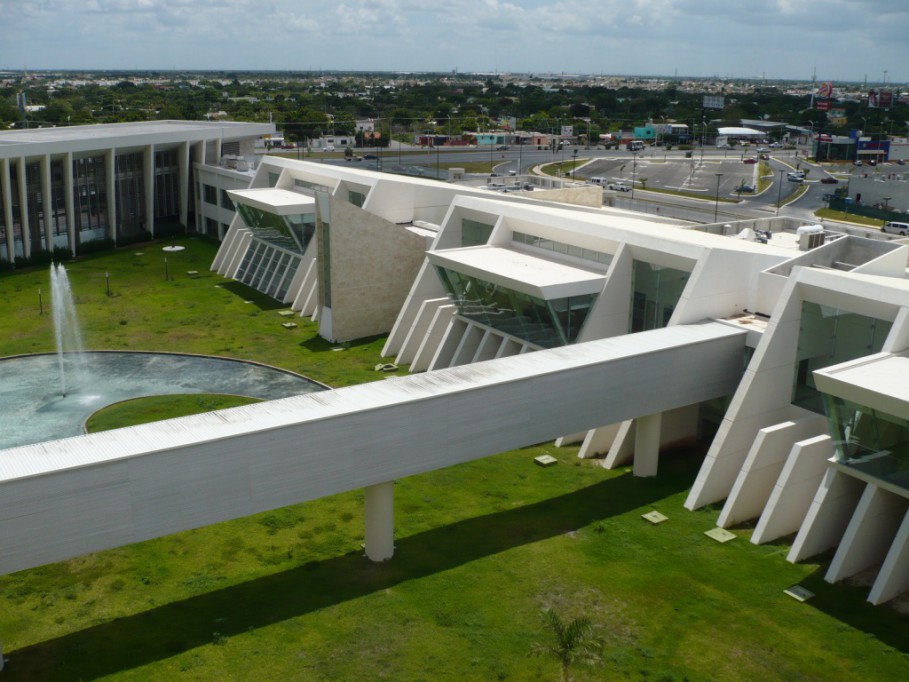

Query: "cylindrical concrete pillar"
<box><xmin>364</xmin><ymin>481</ymin><xmax>394</xmax><ymax>562</ymax></box>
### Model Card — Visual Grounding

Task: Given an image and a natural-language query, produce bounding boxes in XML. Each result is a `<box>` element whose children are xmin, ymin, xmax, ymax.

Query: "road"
<box><xmin>285</xmin><ymin>144</ymin><xmax>872</xmax><ymax>228</ymax></box>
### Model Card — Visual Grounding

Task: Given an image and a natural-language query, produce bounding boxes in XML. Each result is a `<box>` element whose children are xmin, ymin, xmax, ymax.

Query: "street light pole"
<box><xmin>631</xmin><ymin>152</ymin><xmax>638</xmax><ymax>200</ymax></box>
<box><xmin>776</xmin><ymin>169</ymin><xmax>785</xmax><ymax>216</ymax></box>
<box><xmin>714</xmin><ymin>173</ymin><xmax>723</xmax><ymax>221</ymax></box>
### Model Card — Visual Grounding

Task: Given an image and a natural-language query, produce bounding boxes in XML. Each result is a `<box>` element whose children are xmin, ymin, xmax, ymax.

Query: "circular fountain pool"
<box><xmin>0</xmin><ymin>352</ymin><xmax>326</xmax><ymax>451</ymax></box>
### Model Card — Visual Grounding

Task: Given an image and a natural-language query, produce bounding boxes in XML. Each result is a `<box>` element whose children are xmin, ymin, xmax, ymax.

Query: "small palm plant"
<box><xmin>530</xmin><ymin>608</ymin><xmax>602</xmax><ymax>682</ymax></box>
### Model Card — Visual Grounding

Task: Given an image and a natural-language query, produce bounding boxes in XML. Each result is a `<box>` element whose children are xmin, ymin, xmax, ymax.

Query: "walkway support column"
<box><xmin>364</xmin><ymin>481</ymin><xmax>394</xmax><ymax>562</ymax></box>
<box><xmin>1</xmin><ymin>158</ymin><xmax>14</xmax><ymax>260</ymax></box>
<box><xmin>634</xmin><ymin>413</ymin><xmax>662</xmax><ymax>477</ymax></box>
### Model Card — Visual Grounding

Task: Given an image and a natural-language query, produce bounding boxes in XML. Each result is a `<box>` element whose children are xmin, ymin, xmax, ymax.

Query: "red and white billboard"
<box><xmin>868</xmin><ymin>90</ymin><xmax>893</xmax><ymax>109</ymax></box>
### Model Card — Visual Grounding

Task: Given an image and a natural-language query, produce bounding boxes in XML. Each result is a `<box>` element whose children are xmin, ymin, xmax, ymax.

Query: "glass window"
<box><xmin>462</xmin><ymin>218</ymin><xmax>494</xmax><ymax>247</ymax></box>
<box><xmin>824</xmin><ymin>395</ymin><xmax>909</xmax><ymax>491</ymax></box>
<box><xmin>348</xmin><ymin>190</ymin><xmax>366</xmax><ymax>208</ymax></box>
<box><xmin>436</xmin><ymin>266</ymin><xmax>597</xmax><ymax>348</ymax></box>
<box><xmin>793</xmin><ymin>302</ymin><xmax>892</xmax><ymax>413</ymax></box>
<box><xmin>629</xmin><ymin>260</ymin><xmax>690</xmax><ymax>333</ymax></box>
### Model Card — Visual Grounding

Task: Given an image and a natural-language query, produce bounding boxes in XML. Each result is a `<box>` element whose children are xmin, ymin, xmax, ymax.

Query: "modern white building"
<box><xmin>209</xmin><ymin>159</ymin><xmax>909</xmax><ymax>604</ymax></box>
<box><xmin>0</xmin><ymin>120</ymin><xmax>274</xmax><ymax>263</ymax></box>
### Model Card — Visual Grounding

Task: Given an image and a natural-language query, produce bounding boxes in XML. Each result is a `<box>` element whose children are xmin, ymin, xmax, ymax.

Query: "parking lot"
<box><xmin>579</xmin><ymin>156</ymin><xmax>763</xmax><ymax>198</ymax></box>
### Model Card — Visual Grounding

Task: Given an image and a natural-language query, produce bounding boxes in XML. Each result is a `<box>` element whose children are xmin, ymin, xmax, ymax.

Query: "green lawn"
<box><xmin>85</xmin><ymin>394</ymin><xmax>262</xmax><ymax>432</ymax></box>
<box><xmin>0</xmin><ymin>238</ymin><xmax>907</xmax><ymax>681</ymax></box>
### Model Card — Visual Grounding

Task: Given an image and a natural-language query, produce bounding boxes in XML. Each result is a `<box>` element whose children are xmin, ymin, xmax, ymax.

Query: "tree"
<box><xmin>530</xmin><ymin>608</ymin><xmax>602</xmax><ymax>682</ymax></box>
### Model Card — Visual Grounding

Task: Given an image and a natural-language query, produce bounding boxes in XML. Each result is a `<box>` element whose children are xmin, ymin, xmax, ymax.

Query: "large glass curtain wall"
<box><xmin>234</xmin><ymin>204</ymin><xmax>316</xmax><ymax>254</ymax></box>
<box><xmin>436</xmin><ymin>266</ymin><xmax>597</xmax><ymax>348</ymax></box>
<box><xmin>49</xmin><ymin>159</ymin><xmax>68</xmax><ymax>250</ymax></box>
<box><xmin>24</xmin><ymin>161</ymin><xmax>43</xmax><ymax>252</ymax></box>
<box><xmin>234</xmin><ymin>240</ymin><xmax>301</xmax><ymax>302</ymax></box>
<box><xmin>793</xmin><ymin>302</ymin><xmax>892</xmax><ymax>414</ymax></box>
<box><xmin>629</xmin><ymin>260</ymin><xmax>691</xmax><ymax>333</ymax></box>
<box><xmin>824</xmin><ymin>395</ymin><xmax>909</xmax><ymax>490</ymax></box>
<box><xmin>72</xmin><ymin>155</ymin><xmax>109</xmax><ymax>246</ymax></box>
<box><xmin>115</xmin><ymin>152</ymin><xmax>146</xmax><ymax>239</ymax></box>
<box><xmin>154</xmin><ymin>149</ymin><xmax>179</xmax><ymax>222</ymax></box>
<box><xmin>232</xmin><ymin>203</ymin><xmax>317</xmax><ymax>302</ymax></box>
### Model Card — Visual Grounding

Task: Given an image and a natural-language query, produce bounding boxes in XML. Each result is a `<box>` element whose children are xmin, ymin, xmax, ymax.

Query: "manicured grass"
<box><xmin>85</xmin><ymin>394</ymin><xmax>262</xmax><ymax>433</ymax></box>
<box><xmin>815</xmin><ymin>208</ymin><xmax>885</xmax><ymax>228</ymax></box>
<box><xmin>1</xmin><ymin>238</ymin><xmax>908</xmax><ymax>680</ymax></box>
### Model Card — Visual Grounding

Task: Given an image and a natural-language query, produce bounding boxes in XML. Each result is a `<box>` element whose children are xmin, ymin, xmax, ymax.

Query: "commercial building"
<box><xmin>0</xmin><ymin>120</ymin><xmax>274</xmax><ymax>263</ymax></box>
<box><xmin>210</xmin><ymin>159</ymin><xmax>909</xmax><ymax>605</ymax></box>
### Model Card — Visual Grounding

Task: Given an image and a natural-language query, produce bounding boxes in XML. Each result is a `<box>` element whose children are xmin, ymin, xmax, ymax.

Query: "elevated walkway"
<box><xmin>0</xmin><ymin>321</ymin><xmax>745</xmax><ymax>575</ymax></box>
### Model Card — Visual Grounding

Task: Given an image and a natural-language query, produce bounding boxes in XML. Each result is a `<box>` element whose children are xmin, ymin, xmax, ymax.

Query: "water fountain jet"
<box><xmin>49</xmin><ymin>263</ymin><xmax>88</xmax><ymax>397</ymax></box>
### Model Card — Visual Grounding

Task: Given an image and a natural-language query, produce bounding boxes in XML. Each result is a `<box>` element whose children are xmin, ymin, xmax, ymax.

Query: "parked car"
<box><xmin>853</xmin><ymin>160</ymin><xmax>863</xmax><ymax>166</ymax></box>
<box><xmin>744</xmin><ymin>158</ymin><xmax>758</xmax><ymax>164</ymax></box>
<box><xmin>821</xmin><ymin>177</ymin><xmax>839</xmax><ymax>184</ymax></box>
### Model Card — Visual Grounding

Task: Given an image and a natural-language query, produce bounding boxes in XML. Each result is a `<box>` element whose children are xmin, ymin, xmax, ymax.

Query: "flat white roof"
<box><xmin>0</xmin><ymin>120</ymin><xmax>269</xmax><ymax>145</ymax></box>
<box><xmin>429</xmin><ymin>246</ymin><xmax>606</xmax><ymax>299</ymax></box>
<box><xmin>815</xmin><ymin>352</ymin><xmax>909</xmax><ymax>419</ymax></box>
<box><xmin>0</xmin><ymin>120</ymin><xmax>275</xmax><ymax>159</ymax></box>
<box><xmin>227</xmin><ymin>188</ymin><xmax>316</xmax><ymax>215</ymax></box>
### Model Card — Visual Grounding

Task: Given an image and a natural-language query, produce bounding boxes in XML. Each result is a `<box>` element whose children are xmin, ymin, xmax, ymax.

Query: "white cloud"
<box><xmin>0</xmin><ymin>0</ymin><xmax>906</xmax><ymax>80</ymax></box>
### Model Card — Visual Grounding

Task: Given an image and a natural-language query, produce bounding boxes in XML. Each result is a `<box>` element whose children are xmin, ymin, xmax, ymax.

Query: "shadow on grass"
<box><xmin>4</xmin><ymin>472</ymin><xmax>686</xmax><ymax>680</ymax></box>
<box><xmin>793</xmin><ymin>562</ymin><xmax>909</xmax><ymax>655</ymax></box>
<box><xmin>300</xmin><ymin>333</ymin><xmax>387</xmax><ymax>352</ymax></box>
<box><xmin>217</xmin><ymin>281</ymin><xmax>286</xmax><ymax>310</ymax></box>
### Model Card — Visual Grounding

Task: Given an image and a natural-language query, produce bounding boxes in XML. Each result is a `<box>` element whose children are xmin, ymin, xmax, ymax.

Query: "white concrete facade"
<box><xmin>0</xmin><ymin>120</ymin><xmax>274</xmax><ymax>262</ymax></box>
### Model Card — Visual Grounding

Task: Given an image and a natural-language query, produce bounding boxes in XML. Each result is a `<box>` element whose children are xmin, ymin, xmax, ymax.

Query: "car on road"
<box><xmin>737</xmin><ymin>184</ymin><xmax>756</xmax><ymax>193</ymax></box>
<box><xmin>820</xmin><ymin>177</ymin><xmax>839</xmax><ymax>184</ymax></box>
<box><xmin>744</xmin><ymin>158</ymin><xmax>758</xmax><ymax>164</ymax></box>
<box><xmin>769</xmin><ymin>142</ymin><xmax>783</xmax><ymax>148</ymax></box>
<box><xmin>757</xmin><ymin>147</ymin><xmax>770</xmax><ymax>153</ymax></box>
<box><xmin>496</xmin><ymin>145</ymin><xmax>509</xmax><ymax>151</ymax></box>
<box><xmin>788</xmin><ymin>175</ymin><xmax>804</xmax><ymax>183</ymax></box>
<box><xmin>883</xmin><ymin>221</ymin><xmax>909</xmax><ymax>236</ymax></box>
<box><xmin>759</xmin><ymin>153</ymin><xmax>769</xmax><ymax>160</ymax></box>
<box><xmin>854</xmin><ymin>160</ymin><xmax>863</xmax><ymax>166</ymax></box>
<box><xmin>608</xmin><ymin>181</ymin><xmax>631</xmax><ymax>191</ymax></box>
<box><xmin>363</xmin><ymin>154</ymin><xmax>377</xmax><ymax>160</ymax></box>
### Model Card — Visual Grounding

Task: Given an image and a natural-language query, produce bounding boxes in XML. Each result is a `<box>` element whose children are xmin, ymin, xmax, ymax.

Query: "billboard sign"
<box><xmin>868</xmin><ymin>90</ymin><xmax>893</xmax><ymax>109</ymax></box>
<box><xmin>816</xmin><ymin>100</ymin><xmax>831</xmax><ymax>111</ymax></box>
<box><xmin>561</xmin><ymin>125</ymin><xmax>573</xmax><ymax>137</ymax></box>
<box><xmin>818</xmin><ymin>81</ymin><xmax>833</xmax><ymax>98</ymax></box>
<box><xmin>703</xmin><ymin>95</ymin><xmax>725</xmax><ymax>110</ymax></box>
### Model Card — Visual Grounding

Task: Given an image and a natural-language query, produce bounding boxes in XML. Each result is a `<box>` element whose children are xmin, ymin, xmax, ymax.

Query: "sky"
<box><xmin>1</xmin><ymin>0</ymin><xmax>907</xmax><ymax>84</ymax></box>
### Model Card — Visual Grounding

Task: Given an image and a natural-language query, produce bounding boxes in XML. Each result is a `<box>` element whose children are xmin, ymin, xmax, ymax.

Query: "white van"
<box><xmin>883</xmin><ymin>221</ymin><xmax>909</xmax><ymax>236</ymax></box>
<box><xmin>628</xmin><ymin>141</ymin><xmax>645</xmax><ymax>152</ymax></box>
<box><xmin>590</xmin><ymin>177</ymin><xmax>607</xmax><ymax>186</ymax></box>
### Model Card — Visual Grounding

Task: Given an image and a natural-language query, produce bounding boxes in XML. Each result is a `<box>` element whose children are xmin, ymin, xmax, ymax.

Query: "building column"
<box><xmin>633</xmin><ymin>413</ymin><xmax>662</xmax><ymax>477</ymax></box>
<box><xmin>1</xmin><ymin>158</ymin><xmax>14</xmax><ymax>261</ymax></box>
<box><xmin>364</xmin><ymin>481</ymin><xmax>395</xmax><ymax>562</ymax></box>
<box><xmin>63</xmin><ymin>152</ymin><xmax>76</xmax><ymax>257</ymax></box>
<box><xmin>144</xmin><ymin>144</ymin><xmax>155</xmax><ymax>237</ymax></box>
<box><xmin>16</xmin><ymin>157</ymin><xmax>30</xmax><ymax>258</ymax></box>
<box><xmin>105</xmin><ymin>148</ymin><xmax>117</xmax><ymax>245</ymax></box>
<box><xmin>40</xmin><ymin>154</ymin><xmax>53</xmax><ymax>253</ymax></box>
<box><xmin>178</xmin><ymin>141</ymin><xmax>190</xmax><ymax>229</ymax></box>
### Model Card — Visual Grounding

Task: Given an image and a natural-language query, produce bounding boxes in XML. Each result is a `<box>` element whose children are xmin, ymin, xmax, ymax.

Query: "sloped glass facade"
<box><xmin>436</xmin><ymin>266</ymin><xmax>596</xmax><ymax>348</ymax></box>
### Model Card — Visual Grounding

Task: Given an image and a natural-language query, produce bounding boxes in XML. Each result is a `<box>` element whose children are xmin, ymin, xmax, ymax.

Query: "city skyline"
<box><xmin>1</xmin><ymin>0</ymin><xmax>907</xmax><ymax>85</ymax></box>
